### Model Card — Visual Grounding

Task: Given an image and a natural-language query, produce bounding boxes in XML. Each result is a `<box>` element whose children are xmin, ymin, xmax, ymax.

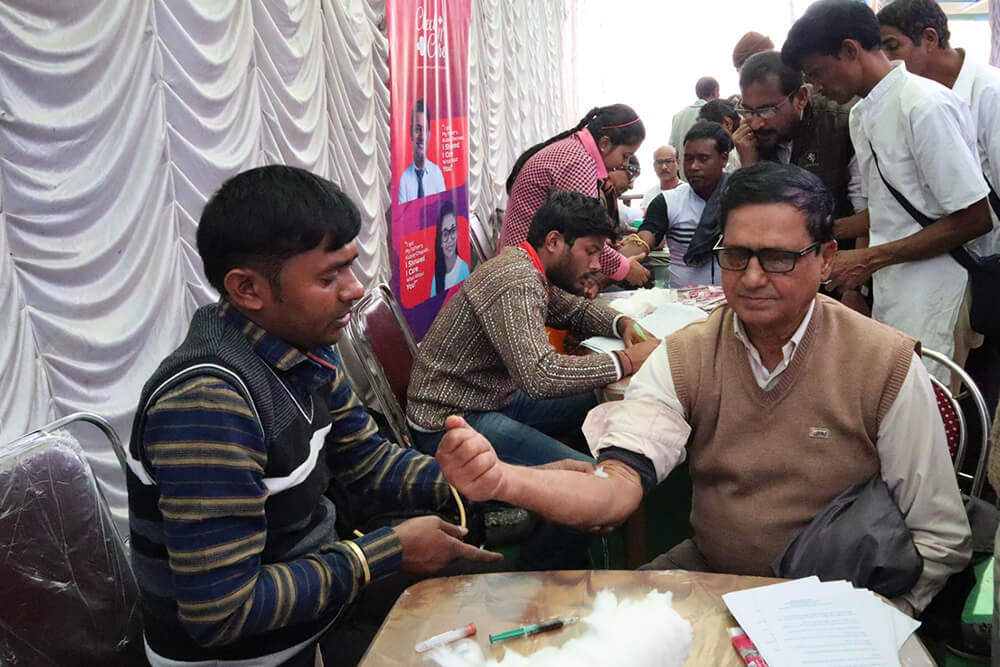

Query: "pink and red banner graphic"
<box><xmin>388</xmin><ymin>0</ymin><xmax>471</xmax><ymax>340</ymax></box>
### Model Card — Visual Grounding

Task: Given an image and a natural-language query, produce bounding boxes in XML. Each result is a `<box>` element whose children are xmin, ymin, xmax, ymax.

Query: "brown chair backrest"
<box><xmin>352</xmin><ymin>284</ymin><xmax>416</xmax><ymax>408</ymax></box>
<box><xmin>0</xmin><ymin>427</ymin><xmax>142</xmax><ymax>665</ymax></box>
<box><xmin>345</xmin><ymin>284</ymin><xmax>418</xmax><ymax>447</ymax></box>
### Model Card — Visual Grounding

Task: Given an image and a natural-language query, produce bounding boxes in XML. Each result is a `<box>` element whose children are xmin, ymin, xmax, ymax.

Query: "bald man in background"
<box><xmin>640</xmin><ymin>145</ymin><xmax>682</xmax><ymax>211</ymax></box>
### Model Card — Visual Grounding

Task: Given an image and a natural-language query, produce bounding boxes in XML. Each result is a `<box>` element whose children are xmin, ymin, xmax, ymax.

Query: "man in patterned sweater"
<box><xmin>125</xmin><ymin>166</ymin><xmax>499</xmax><ymax>667</ymax></box>
<box><xmin>407</xmin><ymin>189</ymin><xmax>659</xmax><ymax>466</ymax></box>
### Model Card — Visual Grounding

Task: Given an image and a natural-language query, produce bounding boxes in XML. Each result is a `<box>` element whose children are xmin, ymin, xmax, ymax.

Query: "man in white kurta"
<box><xmin>877</xmin><ymin>0</ymin><xmax>1000</xmax><ymax>260</ymax></box>
<box><xmin>782</xmin><ymin>0</ymin><xmax>991</xmax><ymax>381</ymax></box>
<box><xmin>876</xmin><ymin>0</ymin><xmax>1000</xmax><ymax>409</ymax></box>
<box><xmin>849</xmin><ymin>64</ymin><xmax>986</xmax><ymax>367</ymax></box>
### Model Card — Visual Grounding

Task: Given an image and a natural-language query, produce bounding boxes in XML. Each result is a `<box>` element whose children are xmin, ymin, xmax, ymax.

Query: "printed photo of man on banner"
<box><xmin>388</xmin><ymin>0</ymin><xmax>471</xmax><ymax>340</ymax></box>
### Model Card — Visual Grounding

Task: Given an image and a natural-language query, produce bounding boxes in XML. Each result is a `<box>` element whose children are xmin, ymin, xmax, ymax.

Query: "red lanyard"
<box><xmin>306</xmin><ymin>351</ymin><xmax>338</xmax><ymax>372</ymax></box>
<box><xmin>517</xmin><ymin>241</ymin><xmax>549</xmax><ymax>295</ymax></box>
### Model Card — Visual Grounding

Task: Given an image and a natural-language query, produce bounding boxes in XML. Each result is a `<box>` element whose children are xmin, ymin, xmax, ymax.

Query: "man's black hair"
<box><xmin>197</xmin><ymin>165</ymin><xmax>361</xmax><ymax>295</ymax></box>
<box><xmin>782</xmin><ymin>0</ymin><xmax>883</xmax><ymax>71</ymax></box>
<box><xmin>698</xmin><ymin>99</ymin><xmax>740</xmax><ymax>131</ymax></box>
<box><xmin>695</xmin><ymin>76</ymin><xmax>720</xmax><ymax>100</ymax></box>
<box><xmin>526</xmin><ymin>189</ymin><xmax>617</xmax><ymax>248</ymax></box>
<box><xmin>684</xmin><ymin>120</ymin><xmax>733</xmax><ymax>155</ymax></box>
<box><xmin>877</xmin><ymin>0</ymin><xmax>951</xmax><ymax>49</ymax></box>
<box><xmin>739</xmin><ymin>50</ymin><xmax>804</xmax><ymax>97</ymax></box>
<box><xmin>720</xmin><ymin>162</ymin><xmax>835</xmax><ymax>243</ymax></box>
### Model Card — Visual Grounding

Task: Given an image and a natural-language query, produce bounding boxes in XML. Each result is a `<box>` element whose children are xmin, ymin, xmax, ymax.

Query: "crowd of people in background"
<box><xmin>124</xmin><ymin>1</ymin><xmax>1000</xmax><ymax>665</ymax></box>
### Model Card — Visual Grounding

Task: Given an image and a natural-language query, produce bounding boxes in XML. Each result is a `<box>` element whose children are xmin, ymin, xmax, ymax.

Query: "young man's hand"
<box><xmin>617</xmin><ymin>317</ymin><xmax>654</xmax><ymax>347</ymax></box>
<box><xmin>393</xmin><ymin>516</ymin><xmax>502</xmax><ymax>574</ymax></box>
<box><xmin>829</xmin><ymin>248</ymin><xmax>882</xmax><ymax>291</ymax></box>
<box><xmin>623</xmin><ymin>257</ymin><xmax>651</xmax><ymax>285</ymax></box>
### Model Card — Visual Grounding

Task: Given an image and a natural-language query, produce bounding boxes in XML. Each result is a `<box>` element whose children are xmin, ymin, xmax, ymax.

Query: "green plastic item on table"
<box><xmin>961</xmin><ymin>556</ymin><xmax>993</xmax><ymax>624</ymax></box>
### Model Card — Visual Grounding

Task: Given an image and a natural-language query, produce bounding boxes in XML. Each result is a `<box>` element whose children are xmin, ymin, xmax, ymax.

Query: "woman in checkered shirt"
<box><xmin>499</xmin><ymin>105</ymin><xmax>652</xmax><ymax>293</ymax></box>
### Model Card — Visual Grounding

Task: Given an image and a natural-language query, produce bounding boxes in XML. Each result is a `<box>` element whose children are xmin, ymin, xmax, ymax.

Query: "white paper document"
<box><xmin>722</xmin><ymin>577</ymin><xmax>920</xmax><ymax>667</ymax></box>
<box><xmin>581</xmin><ymin>302</ymin><xmax>707</xmax><ymax>353</ymax></box>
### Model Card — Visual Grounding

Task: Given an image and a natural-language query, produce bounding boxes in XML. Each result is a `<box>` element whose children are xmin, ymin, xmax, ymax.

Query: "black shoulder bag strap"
<box><xmin>867</xmin><ymin>141</ymin><xmax>978</xmax><ymax>273</ymax></box>
<box><xmin>984</xmin><ymin>173</ymin><xmax>1000</xmax><ymax>220</ymax></box>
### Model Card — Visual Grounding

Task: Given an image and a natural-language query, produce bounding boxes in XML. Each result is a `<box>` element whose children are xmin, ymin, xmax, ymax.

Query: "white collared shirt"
<box><xmin>733</xmin><ymin>299</ymin><xmax>814</xmax><ymax>390</ymax></box>
<box><xmin>398</xmin><ymin>160</ymin><xmax>446</xmax><ymax>204</ymax></box>
<box><xmin>850</xmin><ymin>62</ymin><xmax>987</xmax><ymax>362</ymax></box>
<box><xmin>582</xmin><ymin>297</ymin><xmax>970</xmax><ymax>614</ymax></box>
<box><xmin>952</xmin><ymin>51</ymin><xmax>1000</xmax><ymax>258</ymax></box>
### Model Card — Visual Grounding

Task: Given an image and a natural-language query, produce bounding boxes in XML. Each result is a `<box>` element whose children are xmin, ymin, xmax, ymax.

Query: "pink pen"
<box><xmin>728</xmin><ymin>627</ymin><xmax>769</xmax><ymax>667</ymax></box>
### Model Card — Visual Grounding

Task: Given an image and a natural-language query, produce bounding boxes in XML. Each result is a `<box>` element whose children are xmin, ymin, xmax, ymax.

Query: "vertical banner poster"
<box><xmin>388</xmin><ymin>0</ymin><xmax>471</xmax><ymax>341</ymax></box>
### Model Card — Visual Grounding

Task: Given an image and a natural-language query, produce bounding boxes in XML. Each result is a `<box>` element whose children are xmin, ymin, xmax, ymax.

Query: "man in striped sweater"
<box><xmin>125</xmin><ymin>166</ymin><xmax>499</xmax><ymax>667</ymax></box>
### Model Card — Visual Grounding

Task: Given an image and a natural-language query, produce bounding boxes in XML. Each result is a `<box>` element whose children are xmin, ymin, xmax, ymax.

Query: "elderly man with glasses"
<box><xmin>732</xmin><ymin>51</ymin><xmax>862</xmax><ymax>224</ymax></box>
<box><xmin>639</xmin><ymin>146</ymin><xmax>683</xmax><ymax>211</ymax></box>
<box><xmin>435</xmin><ymin>163</ymin><xmax>971</xmax><ymax>618</ymax></box>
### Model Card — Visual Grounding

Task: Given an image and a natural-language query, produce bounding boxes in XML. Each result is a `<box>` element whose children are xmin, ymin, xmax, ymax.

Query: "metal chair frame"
<box><xmin>924</xmin><ymin>348</ymin><xmax>992</xmax><ymax>497</ymax></box>
<box><xmin>5</xmin><ymin>412</ymin><xmax>127</xmax><ymax>475</ymax></box>
<box><xmin>344</xmin><ymin>283</ymin><xmax>419</xmax><ymax>449</ymax></box>
<box><xmin>469</xmin><ymin>211</ymin><xmax>497</xmax><ymax>267</ymax></box>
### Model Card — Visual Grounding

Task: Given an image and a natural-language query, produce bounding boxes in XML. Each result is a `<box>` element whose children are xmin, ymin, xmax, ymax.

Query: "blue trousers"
<box><xmin>412</xmin><ymin>390</ymin><xmax>597</xmax><ymax>465</ymax></box>
<box><xmin>412</xmin><ymin>390</ymin><xmax>598</xmax><ymax>570</ymax></box>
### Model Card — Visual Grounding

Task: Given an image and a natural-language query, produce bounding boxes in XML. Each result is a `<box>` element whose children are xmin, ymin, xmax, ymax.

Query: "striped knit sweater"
<box><xmin>126</xmin><ymin>302</ymin><xmax>452</xmax><ymax>664</ymax></box>
<box><xmin>407</xmin><ymin>246</ymin><xmax>622</xmax><ymax>431</ymax></box>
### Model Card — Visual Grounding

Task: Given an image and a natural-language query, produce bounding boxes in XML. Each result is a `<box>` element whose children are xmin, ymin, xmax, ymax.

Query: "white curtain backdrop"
<box><xmin>0</xmin><ymin>0</ymin><xmax>566</xmax><ymax>531</ymax></box>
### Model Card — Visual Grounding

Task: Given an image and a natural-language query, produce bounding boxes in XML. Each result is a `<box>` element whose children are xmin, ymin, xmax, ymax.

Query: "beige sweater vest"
<box><xmin>667</xmin><ymin>295</ymin><xmax>916</xmax><ymax>576</ymax></box>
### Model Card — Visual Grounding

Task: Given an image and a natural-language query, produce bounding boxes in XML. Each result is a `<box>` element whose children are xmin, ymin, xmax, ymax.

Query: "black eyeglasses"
<box><xmin>734</xmin><ymin>94</ymin><xmax>794</xmax><ymax>120</ymax></box>
<box><xmin>713</xmin><ymin>237</ymin><xmax>821</xmax><ymax>273</ymax></box>
<box><xmin>653</xmin><ymin>158</ymin><xmax>677</xmax><ymax>167</ymax></box>
<box><xmin>611</xmin><ymin>165</ymin><xmax>640</xmax><ymax>178</ymax></box>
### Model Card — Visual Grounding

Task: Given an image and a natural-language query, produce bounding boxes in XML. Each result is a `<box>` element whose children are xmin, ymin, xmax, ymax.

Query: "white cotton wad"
<box><xmin>427</xmin><ymin>590</ymin><xmax>692</xmax><ymax>667</ymax></box>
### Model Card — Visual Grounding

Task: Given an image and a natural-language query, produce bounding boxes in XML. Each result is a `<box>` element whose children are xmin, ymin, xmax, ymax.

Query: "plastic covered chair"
<box><xmin>0</xmin><ymin>413</ymin><xmax>142</xmax><ymax>664</ymax></box>
<box><xmin>343</xmin><ymin>283</ymin><xmax>418</xmax><ymax>448</ymax></box>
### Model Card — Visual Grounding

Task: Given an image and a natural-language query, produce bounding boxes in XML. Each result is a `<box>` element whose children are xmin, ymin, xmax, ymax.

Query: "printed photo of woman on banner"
<box><xmin>388</xmin><ymin>0</ymin><xmax>471</xmax><ymax>340</ymax></box>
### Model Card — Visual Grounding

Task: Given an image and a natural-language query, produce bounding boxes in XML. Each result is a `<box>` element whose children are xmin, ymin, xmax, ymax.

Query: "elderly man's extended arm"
<box><xmin>436</xmin><ymin>342</ymin><xmax>691</xmax><ymax>529</ymax></box>
<box><xmin>436</xmin><ymin>415</ymin><xmax>644</xmax><ymax>529</ymax></box>
<box><xmin>877</xmin><ymin>353</ymin><xmax>972</xmax><ymax>614</ymax></box>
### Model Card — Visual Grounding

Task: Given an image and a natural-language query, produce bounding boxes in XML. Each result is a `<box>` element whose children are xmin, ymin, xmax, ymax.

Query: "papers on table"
<box><xmin>606</xmin><ymin>287</ymin><xmax>676</xmax><ymax>319</ymax></box>
<box><xmin>722</xmin><ymin>577</ymin><xmax>921</xmax><ymax>667</ymax></box>
<box><xmin>581</xmin><ymin>302</ymin><xmax>707</xmax><ymax>353</ymax></box>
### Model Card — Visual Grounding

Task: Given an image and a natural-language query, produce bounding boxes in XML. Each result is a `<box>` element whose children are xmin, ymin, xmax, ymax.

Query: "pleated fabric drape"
<box><xmin>0</xmin><ymin>0</ymin><xmax>567</xmax><ymax>530</ymax></box>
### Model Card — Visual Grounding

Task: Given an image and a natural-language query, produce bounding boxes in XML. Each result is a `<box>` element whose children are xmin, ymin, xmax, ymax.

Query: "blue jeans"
<box><xmin>413</xmin><ymin>391</ymin><xmax>598</xmax><ymax>570</ymax></box>
<box><xmin>413</xmin><ymin>391</ymin><xmax>597</xmax><ymax>466</ymax></box>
